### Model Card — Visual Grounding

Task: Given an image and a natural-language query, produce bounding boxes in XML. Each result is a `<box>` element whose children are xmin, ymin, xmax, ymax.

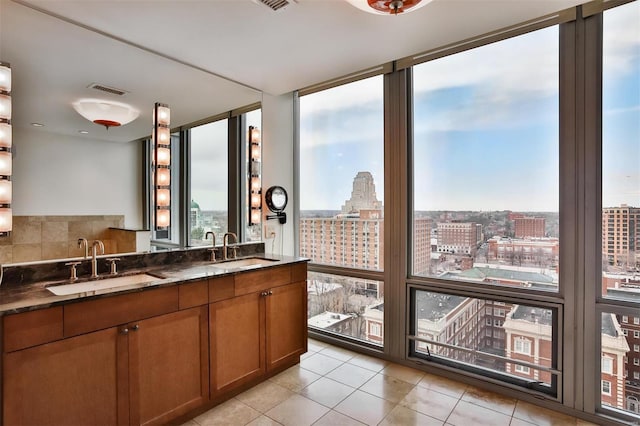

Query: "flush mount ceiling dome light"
<box><xmin>346</xmin><ymin>0</ymin><xmax>431</xmax><ymax>15</ymax></box>
<box><xmin>72</xmin><ymin>99</ymin><xmax>140</xmax><ymax>129</ymax></box>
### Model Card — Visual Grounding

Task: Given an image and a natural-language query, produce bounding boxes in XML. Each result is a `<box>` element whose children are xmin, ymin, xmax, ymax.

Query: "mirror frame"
<box><xmin>265</xmin><ymin>186</ymin><xmax>288</xmax><ymax>213</ymax></box>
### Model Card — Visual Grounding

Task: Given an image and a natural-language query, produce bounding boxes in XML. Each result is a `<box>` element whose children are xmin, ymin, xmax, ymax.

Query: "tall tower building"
<box><xmin>301</xmin><ymin>172</ymin><xmax>384</xmax><ymax>269</ymax></box>
<box><xmin>602</xmin><ymin>205</ymin><xmax>640</xmax><ymax>267</ymax></box>
<box><xmin>341</xmin><ymin>171</ymin><xmax>382</xmax><ymax>214</ymax></box>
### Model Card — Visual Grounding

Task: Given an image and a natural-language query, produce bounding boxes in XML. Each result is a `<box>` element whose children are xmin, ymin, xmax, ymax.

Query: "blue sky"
<box><xmin>300</xmin><ymin>2</ymin><xmax>639</xmax><ymax>212</ymax></box>
<box><xmin>602</xmin><ymin>2</ymin><xmax>640</xmax><ymax>208</ymax></box>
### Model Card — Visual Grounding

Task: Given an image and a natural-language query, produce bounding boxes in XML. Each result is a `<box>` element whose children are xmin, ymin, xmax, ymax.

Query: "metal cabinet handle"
<box><xmin>260</xmin><ymin>291</ymin><xmax>268</xmax><ymax>297</ymax></box>
<box><xmin>268</xmin><ymin>290</ymin><xmax>273</xmax><ymax>296</ymax></box>
<box><xmin>131</xmin><ymin>324</ymin><xmax>139</xmax><ymax>331</ymax></box>
<box><xmin>121</xmin><ymin>328</ymin><xmax>129</xmax><ymax>334</ymax></box>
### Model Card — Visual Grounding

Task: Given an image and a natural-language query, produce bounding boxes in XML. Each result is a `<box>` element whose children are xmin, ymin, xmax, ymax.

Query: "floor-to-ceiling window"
<box><xmin>408</xmin><ymin>24</ymin><xmax>562</xmax><ymax>398</ymax></box>
<box><xmin>598</xmin><ymin>0</ymin><xmax>640</xmax><ymax>421</ymax></box>
<box><xmin>299</xmin><ymin>75</ymin><xmax>385</xmax><ymax>346</ymax></box>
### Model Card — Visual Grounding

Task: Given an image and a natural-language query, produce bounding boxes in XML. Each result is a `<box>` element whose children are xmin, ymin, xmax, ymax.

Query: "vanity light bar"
<box><xmin>154</xmin><ymin>102</ymin><xmax>170</xmax><ymax>230</ymax></box>
<box><xmin>0</xmin><ymin>62</ymin><xmax>12</xmax><ymax>236</ymax></box>
<box><xmin>249</xmin><ymin>126</ymin><xmax>261</xmax><ymax>226</ymax></box>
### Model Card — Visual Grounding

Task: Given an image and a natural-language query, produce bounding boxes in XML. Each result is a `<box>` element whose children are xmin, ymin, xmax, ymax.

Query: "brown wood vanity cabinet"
<box><xmin>1</xmin><ymin>261</ymin><xmax>307</xmax><ymax>425</ymax></box>
<box><xmin>2</xmin><ymin>283</ymin><xmax>209</xmax><ymax>426</ymax></box>
<box><xmin>209</xmin><ymin>263</ymin><xmax>308</xmax><ymax>398</ymax></box>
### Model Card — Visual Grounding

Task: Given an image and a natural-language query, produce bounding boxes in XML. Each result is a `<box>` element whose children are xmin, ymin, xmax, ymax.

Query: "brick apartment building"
<box><xmin>436</xmin><ymin>222</ymin><xmax>482</xmax><ymax>255</ymax></box>
<box><xmin>300</xmin><ymin>209</ymin><xmax>384</xmax><ymax>270</ymax></box>
<box><xmin>618</xmin><ymin>312</ymin><xmax>640</xmax><ymax>413</ymax></box>
<box><xmin>413</xmin><ymin>217</ymin><xmax>433</xmax><ymax>275</ymax></box>
<box><xmin>602</xmin><ymin>205</ymin><xmax>640</xmax><ymax>268</ymax></box>
<box><xmin>514</xmin><ymin>216</ymin><xmax>546</xmax><ymax>238</ymax></box>
<box><xmin>603</xmin><ymin>274</ymin><xmax>640</xmax><ymax>414</ymax></box>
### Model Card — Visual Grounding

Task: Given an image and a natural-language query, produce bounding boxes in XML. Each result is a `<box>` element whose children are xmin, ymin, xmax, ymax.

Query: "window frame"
<box><xmin>297</xmin><ymin>73</ymin><xmax>387</xmax><ymax>350</ymax></box>
<box><xmin>602</xmin><ymin>356</ymin><xmax>614</xmax><ymax>374</ymax></box>
<box><xmin>404</xmin><ymin>16</ymin><xmax>566</xmax><ymax>402</ymax></box>
<box><xmin>514</xmin><ymin>337</ymin><xmax>532</xmax><ymax>356</ymax></box>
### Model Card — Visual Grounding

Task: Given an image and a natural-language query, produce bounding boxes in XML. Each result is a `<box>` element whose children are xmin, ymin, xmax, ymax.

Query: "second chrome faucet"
<box><xmin>90</xmin><ymin>240</ymin><xmax>105</xmax><ymax>279</ymax></box>
<box><xmin>223</xmin><ymin>232</ymin><xmax>238</xmax><ymax>261</ymax></box>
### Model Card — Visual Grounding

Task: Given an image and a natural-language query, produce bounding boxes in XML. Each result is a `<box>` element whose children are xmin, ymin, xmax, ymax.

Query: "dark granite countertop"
<box><xmin>0</xmin><ymin>254</ymin><xmax>308</xmax><ymax>315</ymax></box>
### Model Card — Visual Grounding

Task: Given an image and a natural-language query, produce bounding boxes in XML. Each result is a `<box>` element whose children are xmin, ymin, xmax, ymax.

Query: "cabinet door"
<box><xmin>266</xmin><ymin>281</ymin><xmax>308</xmax><ymax>371</ymax></box>
<box><xmin>3</xmin><ymin>327</ymin><xmax>126</xmax><ymax>426</ymax></box>
<box><xmin>210</xmin><ymin>291</ymin><xmax>265</xmax><ymax>397</ymax></box>
<box><xmin>128</xmin><ymin>306</ymin><xmax>209</xmax><ymax>426</ymax></box>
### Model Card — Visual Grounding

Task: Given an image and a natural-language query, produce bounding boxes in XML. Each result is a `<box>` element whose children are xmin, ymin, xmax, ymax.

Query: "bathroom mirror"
<box><xmin>265</xmin><ymin>186</ymin><xmax>288</xmax><ymax>225</ymax></box>
<box><xmin>0</xmin><ymin>0</ymin><xmax>262</xmax><ymax>263</ymax></box>
<box><xmin>265</xmin><ymin>186</ymin><xmax>288</xmax><ymax>213</ymax></box>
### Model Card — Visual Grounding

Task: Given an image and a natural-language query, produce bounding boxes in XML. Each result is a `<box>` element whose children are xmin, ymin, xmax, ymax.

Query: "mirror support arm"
<box><xmin>266</xmin><ymin>212</ymin><xmax>286</xmax><ymax>224</ymax></box>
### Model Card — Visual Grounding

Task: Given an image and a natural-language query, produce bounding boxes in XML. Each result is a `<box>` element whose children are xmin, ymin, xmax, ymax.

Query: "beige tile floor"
<box><xmin>184</xmin><ymin>339</ymin><xmax>598</xmax><ymax>426</ymax></box>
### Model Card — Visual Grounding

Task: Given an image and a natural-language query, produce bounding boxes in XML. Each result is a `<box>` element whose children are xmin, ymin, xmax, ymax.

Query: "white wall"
<box><xmin>261</xmin><ymin>92</ymin><xmax>295</xmax><ymax>256</ymax></box>
<box><xmin>12</xmin><ymin>127</ymin><xmax>143</xmax><ymax>228</ymax></box>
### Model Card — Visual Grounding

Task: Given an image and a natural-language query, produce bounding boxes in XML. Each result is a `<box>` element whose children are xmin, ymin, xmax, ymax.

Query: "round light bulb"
<box><xmin>157</xmin><ymin>168</ymin><xmax>170</xmax><ymax>186</ymax></box>
<box><xmin>157</xmin><ymin>147</ymin><xmax>170</xmax><ymax>166</ymax></box>
<box><xmin>156</xmin><ymin>209</ymin><xmax>170</xmax><ymax>228</ymax></box>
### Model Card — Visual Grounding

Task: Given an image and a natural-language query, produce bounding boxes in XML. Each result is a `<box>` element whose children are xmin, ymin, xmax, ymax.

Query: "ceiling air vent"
<box><xmin>87</xmin><ymin>83</ymin><xmax>128</xmax><ymax>96</ymax></box>
<box><xmin>253</xmin><ymin>0</ymin><xmax>297</xmax><ymax>12</ymax></box>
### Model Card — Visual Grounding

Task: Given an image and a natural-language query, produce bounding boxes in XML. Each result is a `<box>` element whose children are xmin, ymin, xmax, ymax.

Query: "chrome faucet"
<box><xmin>205</xmin><ymin>231</ymin><xmax>217</xmax><ymax>262</ymax></box>
<box><xmin>90</xmin><ymin>240</ymin><xmax>105</xmax><ymax>279</ymax></box>
<box><xmin>77</xmin><ymin>238</ymin><xmax>89</xmax><ymax>259</ymax></box>
<box><xmin>222</xmin><ymin>232</ymin><xmax>238</xmax><ymax>261</ymax></box>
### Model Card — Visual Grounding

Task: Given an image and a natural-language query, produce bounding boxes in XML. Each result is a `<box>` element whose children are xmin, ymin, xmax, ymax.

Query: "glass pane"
<box><xmin>299</xmin><ymin>76</ymin><xmax>384</xmax><ymax>272</ymax></box>
<box><xmin>412</xmin><ymin>27</ymin><xmax>560</xmax><ymax>292</ymax></box>
<box><xmin>189</xmin><ymin>120</ymin><xmax>228</xmax><ymax>246</ymax></box>
<box><xmin>602</xmin><ymin>1</ymin><xmax>640</xmax><ymax>303</ymax></box>
<box><xmin>601</xmin><ymin>312</ymin><xmax>640</xmax><ymax>419</ymax></box>
<box><xmin>244</xmin><ymin>109</ymin><xmax>262</xmax><ymax>242</ymax></box>
<box><xmin>308</xmin><ymin>271</ymin><xmax>383</xmax><ymax>346</ymax></box>
<box><xmin>300</xmin><ymin>76</ymin><xmax>384</xmax><ymax>345</ymax></box>
<box><xmin>411</xmin><ymin>289</ymin><xmax>557</xmax><ymax>395</ymax></box>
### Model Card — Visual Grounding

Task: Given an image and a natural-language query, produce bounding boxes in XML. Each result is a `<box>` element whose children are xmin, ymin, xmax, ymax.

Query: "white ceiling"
<box><xmin>1</xmin><ymin>0</ymin><xmax>587</xmax><ymax>141</ymax></box>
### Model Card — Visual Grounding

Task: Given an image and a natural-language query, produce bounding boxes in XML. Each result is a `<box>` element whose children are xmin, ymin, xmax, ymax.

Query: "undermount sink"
<box><xmin>211</xmin><ymin>257</ymin><xmax>279</xmax><ymax>271</ymax></box>
<box><xmin>47</xmin><ymin>273</ymin><xmax>162</xmax><ymax>296</ymax></box>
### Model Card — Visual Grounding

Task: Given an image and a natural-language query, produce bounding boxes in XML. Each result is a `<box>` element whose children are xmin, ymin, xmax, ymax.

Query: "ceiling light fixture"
<box><xmin>72</xmin><ymin>99</ymin><xmax>140</xmax><ymax>129</ymax></box>
<box><xmin>346</xmin><ymin>0</ymin><xmax>431</xmax><ymax>15</ymax></box>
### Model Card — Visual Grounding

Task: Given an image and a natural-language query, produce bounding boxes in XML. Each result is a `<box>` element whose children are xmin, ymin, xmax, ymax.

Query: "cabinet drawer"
<box><xmin>179</xmin><ymin>279</ymin><xmax>209</xmax><ymax>309</ymax></box>
<box><xmin>64</xmin><ymin>287</ymin><xmax>179</xmax><ymax>337</ymax></box>
<box><xmin>234</xmin><ymin>266</ymin><xmax>291</xmax><ymax>296</ymax></box>
<box><xmin>3</xmin><ymin>306</ymin><xmax>64</xmax><ymax>352</ymax></box>
<box><xmin>209</xmin><ymin>275</ymin><xmax>234</xmax><ymax>302</ymax></box>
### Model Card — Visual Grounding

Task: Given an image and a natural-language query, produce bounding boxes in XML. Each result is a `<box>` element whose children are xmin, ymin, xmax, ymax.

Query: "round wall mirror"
<box><xmin>265</xmin><ymin>186</ymin><xmax>288</xmax><ymax>213</ymax></box>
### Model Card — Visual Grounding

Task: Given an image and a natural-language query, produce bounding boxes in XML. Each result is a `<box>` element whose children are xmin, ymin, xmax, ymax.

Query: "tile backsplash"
<box><xmin>0</xmin><ymin>215</ymin><xmax>128</xmax><ymax>263</ymax></box>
